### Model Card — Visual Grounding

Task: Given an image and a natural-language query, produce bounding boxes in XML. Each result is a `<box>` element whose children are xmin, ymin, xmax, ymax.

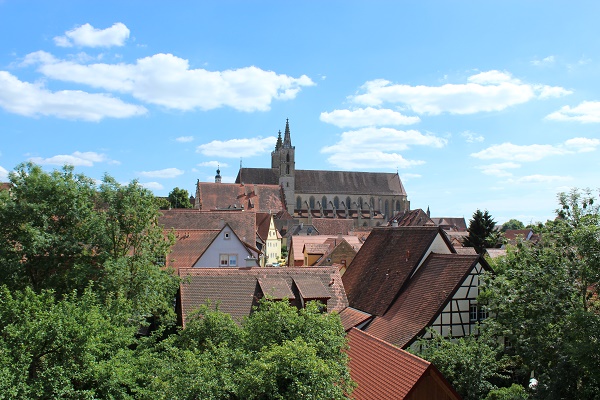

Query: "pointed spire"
<box><xmin>275</xmin><ymin>130</ymin><xmax>283</xmax><ymax>150</ymax></box>
<box><xmin>283</xmin><ymin>118</ymin><xmax>292</xmax><ymax>148</ymax></box>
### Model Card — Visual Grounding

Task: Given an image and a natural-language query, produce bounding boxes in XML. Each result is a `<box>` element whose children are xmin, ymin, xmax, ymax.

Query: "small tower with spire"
<box><xmin>271</xmin><ymin>119</ymin><xmax>296</xmax><ymax>214</ymax></box>
<box><xmin>215</xmin><ymin>165</ymin><xmax>222</xmax><ymax>183</ymax></box>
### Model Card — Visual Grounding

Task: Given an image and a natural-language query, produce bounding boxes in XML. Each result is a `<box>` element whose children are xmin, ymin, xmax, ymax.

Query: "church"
<box><xmin>235</xmin><ymin>119</ymin><xmax>410</xmax><ymax>227</ymax></box>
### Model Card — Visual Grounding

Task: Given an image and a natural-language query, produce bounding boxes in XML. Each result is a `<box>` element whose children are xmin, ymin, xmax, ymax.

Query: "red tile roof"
<box><xmin>178</xmin><ymin>267</ymin><xmax>348</xmax><ymax>326</ymax></box>
<box><xmin>159</xmin><ymin>209</ymin><xmax>256</xmax><ymax>244</ymax></box>
<box><xmin>196</xmin><ymin>182</ymin><xmax>284</xmax><ymax>213</ymax></box>
<box><xmin>346</xmin><ymin>328</ymin><xmax>460</xmax><ymax>400</ymax></box>
<box><xmin>343</xmin><ymin>226</ymin><xmax>453</xmax><ymax>316</ymax></box>
<box><xmin>389</xmin><ymin>209</ymin><xmax>435</xmax><ymax>227</ymax></box>
<box><xmin>339</xmin><ymin>307</ymin><xmax>373</xmax><ymax>331</ymax></box>
<box><xmin>365</xmin><ymin>253</ymin><xmax>481</xmax><ymax>348</ymax></box>
<box><xmin>165</xmin><ymin>229</ymin><xmax>220</xmax><ymax>271</ymax></box>
<box><xmin>311</xmin><ymin>218</ymin><xmax>355</xmax><ymax>235</ymax></box>
<box><xmin>255</xmin><ymin>212</ymin><xmax>272</xmax><ymax>242</ymax></box>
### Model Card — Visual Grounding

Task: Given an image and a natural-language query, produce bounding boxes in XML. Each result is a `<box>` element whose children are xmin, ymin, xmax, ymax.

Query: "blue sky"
<box><xmin>1</xmin><ymin>1</ymin><xmax>599</xmax><ymax>224</ymax></box>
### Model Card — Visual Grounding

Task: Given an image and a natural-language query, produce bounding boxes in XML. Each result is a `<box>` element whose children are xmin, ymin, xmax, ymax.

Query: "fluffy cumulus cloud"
<box><xmin>320</xmin><ymin>127</ymin><xmax>446</xmax><ymax>170</ymax></box>
<box><xmin>138</xmin><ymin>168</ymin><xmax>184</xmax><ymax>179</ymax></box>
<box><xmin>546</xmin><ymin>101</ymin><xmax>600</xmax><ymax>123</ymax></box>
<box><xmin>351</xmin><ymin>70</ymin><xmax>571</xmax><ymax>115</ymax></box>
<box><xmin>23</xmin><ymin>51</ymin><xmax>315</xmax><ymax>112</ymax></box>
<box><xmin>176</xmin><ymin>136</ymin><xmax>194</xmax><ymax>143</ymax></box>
<box><xmin>319</xmin><ymin>107</ymin><xmax>420</xmax><ymax>128</ymax></box>
<box><xmin>0</xmin><ymin>165</ymin><xmax>8</xmax><ymax>181</ymax></box>
<box><xmin>28</xmin><ymin>151</ymin><xmax>113</xmax><ymax>167</ymax></box>
<box><xmin>0</xmin><ymin>71</ymin><xmax>147</xmax><ymax>121</ymax></box>
<box><xmin>471</xmin><ymin>137</ymin><xmax>599</xmax><ymax>162</ymax></box>
<box><xmin>197</xmin><ymin>137</ymin><xmax>277</xmax><ymax>158</ymax></box>
<box><xmin>54</xmin><ymin>23</ymin><xmax>130</xmax><ymax>48</ymax></box>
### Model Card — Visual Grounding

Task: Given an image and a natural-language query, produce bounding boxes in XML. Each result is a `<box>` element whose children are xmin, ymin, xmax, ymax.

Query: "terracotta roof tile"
<box><xmin>178</xmin><ymin>267</ymin><xmax>348</xmax><ymax>326</ymax></box>
<box><xmin>389</xmin><ymin>209</ymin><xmax>435</xmax><ymax>227</ymax></box>
<box><xmin>342</xmin><ymin>227</ymin><xmax>449</xmax><ymax>316</ymax></box>
<box><xmin>339</xmin><ymin>307</ymin><xmax>373</xmax><ymax>331</ymax></box>
<box><xmin>365</xmin><ymin>253</ymin><xmax>480</xmax><ymax>348</ymax></box>
<box><xmin>159</xmin><ymin>209</ymin><xmax>256</xmax><ymax>244</ymax></box>
<box><xmin>347</xmin><ymin>328</ymin><xmax>462</xmax><ymax>400</ymax></box>
<box><xmin>312</xmin><ymin>218</ymin><xmax>355</xmax><ymax>235</ymax></box>
<box><xmin>165</xmin><ymin>229</ymin><xmax>220</xmax><ymax>272</ymax></box>
<box><xmin>291</xmin><ymin>235</ymin><xmax>363</xmax><ymax>264</ymax></box>
<box><xmin>196</xmin><ymin>182</ymin><xmax>284</xmax><ymax>213</ymax></box>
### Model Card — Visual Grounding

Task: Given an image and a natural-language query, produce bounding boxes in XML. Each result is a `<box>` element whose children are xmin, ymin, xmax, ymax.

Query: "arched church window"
<box><xmin>396</xmin><ymin>201</ymin><xmax>401</xmax><ymax>211</ymax></box>
<box><xmin>370</xmin><ymin>197</ymin><xmax>375</xmax><ymax>208</ymax></box>
<box><xmin>357</xmin><ymin>197</ymin><xmax>363</xmax><ymax>208</ymax></box>
<box><xmin>321</xmin><ymin>196</ymin><xmax>327</xmax><ymax>209</ymax></box>
<box><xmin>286</xmin><ymin>165</ymin><xmax>290</xmax><ymax>174</ymax></box>
<box><xmin>385</xmin><ymin>200</ymin><xmax>389</xmax><ymax>216</ymax></box>
<box><xmin>296</xmin><ymin>196</ymin><xmax>302</xmax><ymax>210</ymax></box>
<box><xmin>309</xmin><ymin>196</ymin><xmax>315</xmax><ymax>209</ymax></box>
<box><xmin>286</xmin><ymin>153</ymin><xmax>290</xmax><ymax>162</ymax></box>
<box><xmin>334</xmin><ymin>196</ymin><xmax>339</xmax><ymax>209</ymax></box>
<box><xmin>346</xmin><ymin>196</ymin><xmax>352</xmax><ymax>209</ymax></box>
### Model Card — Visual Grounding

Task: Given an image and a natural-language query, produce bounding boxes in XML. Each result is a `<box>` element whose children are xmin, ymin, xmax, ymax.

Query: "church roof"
<box><xmin>196</xmin><ymin>182</ymin><xmax>284</xmax><ymax>213</ymax></box>
<box><xmin>236</xmin><ymin>167</ymin><xmax>406</xmax><ymax>196</ymax></box>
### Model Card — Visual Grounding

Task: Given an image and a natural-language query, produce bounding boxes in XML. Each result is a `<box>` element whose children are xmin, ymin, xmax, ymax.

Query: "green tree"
<box><xmin>168</xmin><ymin>187</ymin><xmax>193</xmax><ymax>209</ymax></box>
<box><xmin>500</xmin><ymin>219</ymin><xmax>525</xmax><ymax>232</ymax></box>
<box><xmin>463</xmin><ymin>209</ymin><xmax>500</xmax><ymax>253</ymax></box>
<box><xmin>482</xmin><ymin>188</ymin><xmax>600</xmax><ymax>398</ymax></box>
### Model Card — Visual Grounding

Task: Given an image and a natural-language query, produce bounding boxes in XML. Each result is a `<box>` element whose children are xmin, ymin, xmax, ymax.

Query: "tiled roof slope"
<box><xmin>291</xmin><ymin>235</ymin><xmax>363</xmax><ymax>264</ymax></box>
<box><xmin>390</xmin><ymin>209</ymin><xmax>435</xmax><ymax>227</ymax></box>
<box><xmin>342</xmin><ymin>227</ymin><xmax>449</xmax><ymax>316</ymax></box>
<box><xmin>165</xmin><ymin>229</ymin><xmax>220</xmax><ymax>272</ymax></box>
<box><xmin>366</xmin><ymin>253</ymin><xmax>480</xmax><ymax>348</ymax></box>
<box><xmin>159</xmin><ymin>209</ymin><xmax>256</xmax><ymax>244</ymax></box>
<box><xmin>295</xmin><ymin>170</ymin><xmax>406</xmax><ymax>196</ymax></box>
<box><xmin>339</xmin><ymin>307</ymin><xmax>373</xmax><ymax>332</ymax></box>
<box><xmin>312</xmin><ymin>218</ymin><xmax>355</xmax><ymax>235</ymax></box>
<box><xmin>431</xmin><ymin>217</ymin><xmax>468</xmax><ymax>232</ymax></box>
<box><xmin>255</xmin><ymin>212</ymin><xmax>272</xmax><ymax>241</ymax></box>
<box><xmin>178</xmin><ymin>267</ymin><xmax>348</xmax><ymax>326</ymax></box>
<box><xmin>346</xmin><ymin>328</ymin><xmax>460</xmax><ymax>400</ymax></box>
<box><xmin>196</xmin><ymin>182</ymin><xmax>284</xmax><ymax>213</ymax></box>
<box><xmin>236</xmin><ymin>168</ymin><xmax>406</xmax><ymax>196</ymax></box>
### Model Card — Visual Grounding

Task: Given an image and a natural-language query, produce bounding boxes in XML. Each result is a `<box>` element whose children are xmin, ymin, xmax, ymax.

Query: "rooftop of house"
<box><xmin>365</xmin><ymin>253</ymin><xmax>483</xmax><ymax>348</ymax></box>
<box><xmin>165</xmin><ymin>229</ymin><xmax>220</xmax><ymax>272</ymax></box>
<box><xmin>196</xmin><ymin>181</ymin><xmax>284</xmax><ymax>213</ymax></box>
<box><xmin>389</xmin><ymin>209</ymin><xmax>435</xmax><ymax>227</ymax></box>
<box><xmin>339</xmin><ymin>307</ymin><xmax>373</xmax><ymax>332</ymax></box>
<box><xmin>346</xmin><ymin>328</ymin><xmax>460</xmax><ymax>400</ymax></box>
<box><xmin>290</xmin><ymin>235</ymin><xmax>363</xmax><ymax>263</ymax></box>
<box><xmin>431</xmin><ymin>217</ymin><xmax>468</xmax><ymax>232</ymax></box>
<box><xmin>159</xmin><ymin>208</ymin><xmax>257</xmax><ymax>245</ymax></box>
<box><xmin>311</xmin><ymin>218</ymin><xmax>355</xmax><ymax>235</ymax></box>
<box><xmin>342</xmin><ymin>226</ymin><xmax>454</xmax><ymax>316</ymax></box>
<box><xmin>178</xmin><ymin>266</ymin><xmax>348</xmax><ymax>326</ymax></box>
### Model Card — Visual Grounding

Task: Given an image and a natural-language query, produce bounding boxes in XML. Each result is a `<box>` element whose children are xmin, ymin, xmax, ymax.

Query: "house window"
<box><xmin>220</xmin><ymin>254</ymin><xmax>238</xmax><ymax>266</ymax></box>
<box><xmin>470</xmin><ymin>305</ymin><xmax>478</xmax><ymax>322</ymax></box>
<box><xmin>155</xmin><ymin>255</ymin><xmax>166</xmax><ymax>266</ymax></box>
<box><xmin>470</xmin><ymin>304</ymin><xmax>488</xmax><ymax>322</ymax></box>
<box><xmin>224</xmin><ymin>232</ymin><xmax>230</xmax><ymax>240</ymax></box>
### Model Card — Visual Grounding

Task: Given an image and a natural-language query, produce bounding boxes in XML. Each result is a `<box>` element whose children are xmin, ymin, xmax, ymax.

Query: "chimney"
<box><xmin>245</xmin><ymin>256</ymin><xmax>259</xmax><ymax>268</ymax></box>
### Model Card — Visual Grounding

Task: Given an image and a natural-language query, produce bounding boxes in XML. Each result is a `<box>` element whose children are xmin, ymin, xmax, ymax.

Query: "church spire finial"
<box><xmin>283</xmin><ymin>118</ymin><xmax>292</xmax><ymax>148</ymax></box>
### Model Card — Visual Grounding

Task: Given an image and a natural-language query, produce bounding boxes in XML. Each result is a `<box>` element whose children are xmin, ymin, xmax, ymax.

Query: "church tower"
<box><xmin>271</xmin><ymin>119</ymin><xmax>295</xmax><ymax>214</ymax></box>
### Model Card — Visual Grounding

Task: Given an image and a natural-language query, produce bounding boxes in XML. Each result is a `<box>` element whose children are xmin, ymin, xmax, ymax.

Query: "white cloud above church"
<box><xmin>53</xmin><ymin>23</ymin><xmax>130</xmax><ymax>48</ymax></box>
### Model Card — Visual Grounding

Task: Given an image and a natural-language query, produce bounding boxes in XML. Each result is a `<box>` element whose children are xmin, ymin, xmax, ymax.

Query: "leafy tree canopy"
<box><xmin>167</xmin><ymin>187</ymin><xmax>193</xmax><ymax>209</ymax></box>
<box><xmin>500</xmin><ymin>218</ymin><xmax>525</xmax><ymax>232</ymax></box>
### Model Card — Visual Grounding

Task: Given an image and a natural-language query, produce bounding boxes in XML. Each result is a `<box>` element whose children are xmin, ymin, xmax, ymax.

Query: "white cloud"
<box><xmin>54</xmin><ymin>23</ymin><xmax>130</xmax><ymax>48</ymax></box>
<box><xmin>546</xmin><ymin>101</ymin><xmax>600</xmax><ymax>123</ymax></box>
<box><xmin>198</xmin><ymin>161</ymin><xmax>228</xmax><ymax>168</ymax></box>
<box><xmin>400</xmin><ymin>173</ymin><xmax>422</xmax><ymax>181</ymax></box>
<box><xmin>531</xmin><ymin>55</ymin><xmax>555</xmax><ymax>66</ymax></box>
<box><xmin>0</xmin><ymin>71</ymin><xmax>147</xmax><ymax>121</ymax></box>
<box><xmin>478</xmin><ymin>162</ymin><xmax>521</xmax><ymax>177</ymax></box>
<box><xmin>320</xmin><ymin>127</ymin><xmax>445</xmax><ymax>170</ymax></box>
<box><xmin>471</xmin><ymin>137</ymin><xmax>599</xmax><ymax>163</ymax></box>
<box><xmin>138</xmin><ymin>168</ymin><xmax>184</xmax><ymax>178</ymax></box>
<box><xmin>0</xmin><ymin>165</ymin><xmax>8</xmax><ymax>181</ymax></box>
<box><xmin>320</xmin><ymin>107</ymin><xmax>420</xmax><ymax>128</ymax></box>
<box><xmin>23</xmin><ymin>52</ymin><xmax>315</xmax><ymax>112</ymax></box>
<box><xmin>28</xmin><ymin>151</ymin><xmax>111</xmax><ymax>166</ymax></box>
<box><xmin>564</xmin><ymin>137</ymin><xmax>600</xmax><ymax>152</ymax></box>
<box><xmin>471</xmin><ymin>142</ymin><xmax>567</xmax><ymax>162</ymax></box>
<box><xmin>461</xmin><ymin>131</ymin><xmax>484</xmax><ymax>143</ymax></box>
<box><xmin>197</xmin><ymin>137</ymin><xmax>276</xmax><ymax>158</ymax></box>
<box><xmin>321</xmin><ymin>127</ymin><xmax>447</xmax><ymax>154</ymax></box>
<box><xmin>351</xmin><ymin>70</ymin><xmax>571</xmax><ymax>115</ymax></box>
<box><xmin>141</xmin><ymin>181</ymin><xmax>164</xmax><ymax>190</ymax></box>
<box><xmin>325</xmin><ymin>151</ymin><xmax>424</xmax><ymax>170</ymax></box>
<box><xmin>176</xmin><ymin>136</ymin><xmax>194</xmax><ymax>143</ymax></box>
